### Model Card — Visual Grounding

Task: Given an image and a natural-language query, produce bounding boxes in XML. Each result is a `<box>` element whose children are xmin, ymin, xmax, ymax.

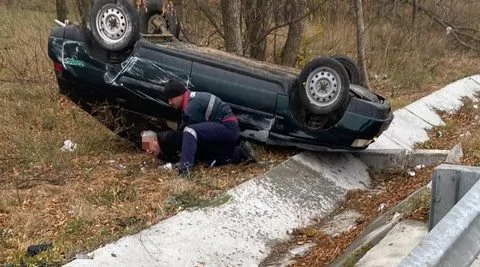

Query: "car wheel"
<box><xmin>140</xmin><ymin>9</ymin><xmax>180</xmax><ymax>38</ymax></box>
<box><xmin>298</xmin><ymin>57</ymin><xmax>350</xmax><ymax>115</ymax></box>
<box><xmin>332</xmin><ymin>55</ymin><xmax>364</xmax><ymax>86</ymax></box>
<box><xmin>90</xmin><ymin>0</ymin><xmax>140</xmax><ymax>52</ymax></box>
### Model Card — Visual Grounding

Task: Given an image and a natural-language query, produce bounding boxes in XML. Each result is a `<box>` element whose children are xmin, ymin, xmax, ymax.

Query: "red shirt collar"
<box><xmin>181</xmin><ymin>91</ymin><xmax>190</xmax><ymax>111</ymax></box>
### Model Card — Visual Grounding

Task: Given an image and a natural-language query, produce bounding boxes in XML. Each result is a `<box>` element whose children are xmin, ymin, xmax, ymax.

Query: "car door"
<box><xmin>109</xmin><ymin>44</ymin><xmax>193</xmax><ymax>121</ymax></box>
<box><xmin>189</xmin><ymin>60</ymin><xmax>279</xmax><ymax>138</ymax></box>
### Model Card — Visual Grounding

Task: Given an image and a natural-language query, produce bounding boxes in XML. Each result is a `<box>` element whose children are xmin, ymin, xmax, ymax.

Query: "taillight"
<box><xmin>53</xmin><ymin>62</ymin><xmax>63</xmax><ymax>72</ymax></box>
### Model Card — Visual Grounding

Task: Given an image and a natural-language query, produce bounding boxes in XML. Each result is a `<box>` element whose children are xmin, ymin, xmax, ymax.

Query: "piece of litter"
<box><xmin>474</xmin><ymin>104</ymin><xmax>478</xmax><ymax>109</ymax></box>
<box><xmin>378</xmin><ymin>203</ymin><xmax>388</xmax><ymax>212</ymax></box>
<box><xmin>75</xmin><ymin>253</ymin><xmax>93</xmax><ymax>260</ymax></box>
<box><xmin>407</xmin><ymin>170</ymin><xmax>416</xmax><ymax>177</ymax></box>
<box><xmin>106</xmin><ymin>160</ymin><xmax>116</xmax><ymax>164</ymax></box>
<box><xmin>117</xmin><ymin>164</ymin><xmax>126</xmax><ymax>170</ymax></box>
<box><xmin>162</xmin><ymin>163</ymin><xmax>173</xmax><ymax>170</ymax></box>
<box><xmin>61</xmin><ymin>140</ymin><xmax>76</xmax><ymax>152</ymax></box>
<box><xmin>140</xmin><ymin>167</ymin><xmax>147</xmax><ymax>173</ymax></box>
<box><xmin>414</xmin><ymin>164</ymin><xmax>425</xmax><ymax>170</ymax></box>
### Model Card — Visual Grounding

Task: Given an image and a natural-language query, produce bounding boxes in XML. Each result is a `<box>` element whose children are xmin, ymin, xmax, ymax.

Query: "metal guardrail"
<box><xmin>398</xmin><ymin>164</ymin><xmax>480</xmax><ymax>267</ymax></box>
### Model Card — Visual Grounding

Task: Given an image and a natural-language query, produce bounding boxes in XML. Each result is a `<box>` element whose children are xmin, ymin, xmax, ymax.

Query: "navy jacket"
<box><xmin>177</xmin><ymin>91</ymin><xmax>237</xmax><ymax>130</ymax></box>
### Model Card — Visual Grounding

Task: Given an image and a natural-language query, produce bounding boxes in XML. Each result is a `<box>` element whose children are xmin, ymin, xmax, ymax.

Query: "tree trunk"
<box><xmin>56</xmin><ymin>0</ymin><xmax>67</xmax><ymax>22</ymax></box>
<box><xmin>75</xmin><ymin>0</ymin><xmax>94</xmax><ymax>26</ymax></box>
<box><xmin>353</xmin><ymin>0</ymin><xmax>370</xmax><ymax>88</ymax></box>
<box><xmin>244</xmin><ymin>0</ymin><xmax>270</xmax><ymax>60</ymax></box>
<box><xmin>281</xmin><ymin>0</ymin><xmax>306</xmax><ymax>66</ymax></box>
<box><xmin>412</xmin><ymin>0</ymin><xmax>418</xmax><ymax>27</ymax></box>
<box><xmin>220</xmin><ymin>0</ymin><xmax>242</xmax><ymax>55</ymax></box>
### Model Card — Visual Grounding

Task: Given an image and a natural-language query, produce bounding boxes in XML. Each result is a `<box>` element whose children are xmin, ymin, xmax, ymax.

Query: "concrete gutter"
<box><xmin>366</xmin><ymin>75</ymin><xmax>480</xmax><ymax>151</ymax></box>
<box><xmin>329</xmin><ymin>184</ymin><xmax>431</xmax><ymax>266</ymax></box>
<box><xmin>65</xmin><ymin>153</ymin><xmax>371</xmax><ymax>266</ymax></box>
<box><xmin>64</xmin><ymin>75</ymin><xmax>480</xmax><ymax>266</ymax></box>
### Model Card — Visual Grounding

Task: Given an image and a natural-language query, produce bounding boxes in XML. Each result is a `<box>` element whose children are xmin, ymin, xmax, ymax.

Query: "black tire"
<box><xmin>140</xmin><ymin>9</ymin><xmax>181</xmax><ymax>38</ymax></box>
<box><xmin>332</xmin><ymin>55</ymin><xmax>364</xmax><ymax>86</ymax></box>
<box><xmin>349</xmin><ymin>84</ymin><xmax>380</xmax><ymax>103</ymax></box>
<box><xmin>298</xmin><ymin>57</ymin><xmax>350</xmax><ymax>115</ymax></box>
<box><xmin>90</xmin><ymin>0</ymin><xmax>140</xmax><ymax>52</ymax></box>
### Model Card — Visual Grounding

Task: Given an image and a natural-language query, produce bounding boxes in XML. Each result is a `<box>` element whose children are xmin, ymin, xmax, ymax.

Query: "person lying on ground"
<box><xmin>141</xmin><ymin>129</ymin><xmax>257</xmax><ymax>175</ymax></box>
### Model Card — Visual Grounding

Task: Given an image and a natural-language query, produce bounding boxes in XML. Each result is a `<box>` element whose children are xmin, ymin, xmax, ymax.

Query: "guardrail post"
<box><xmin>429</xmin><ymin>164</ymin><xmax>480</xmax><ymax>230</ymax></box>
<box><xmin>398</xmin><ymin>164</ymin><xmax>480</xmax><ymax>267</ymax></box>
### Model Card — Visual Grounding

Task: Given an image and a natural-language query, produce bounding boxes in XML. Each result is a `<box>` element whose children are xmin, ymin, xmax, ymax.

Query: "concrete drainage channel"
<box><xmin>65</xmin><ymin>75</ymin><xmax>480</xmax><ymax>267</ymax></box>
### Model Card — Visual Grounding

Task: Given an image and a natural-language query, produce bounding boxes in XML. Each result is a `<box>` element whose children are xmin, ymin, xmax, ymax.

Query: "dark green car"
<box><xmin>47</xmin><ymin>0</ymin><xmax>393</xmax><ymax>151</ymax></box>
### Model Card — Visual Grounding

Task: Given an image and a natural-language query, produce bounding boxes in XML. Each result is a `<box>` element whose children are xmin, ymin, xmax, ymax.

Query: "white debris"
<box><xmin>61</xmin><ymin>140</ymin><xmax>76</xmax><ymax>152</ymax></box>
<box><xmin>378</xmin><ymin>203</ymin><xmax>388</xmax><ymax>212</ymax></box>
<box><xmin>414</xmin><ymin>164</ymin><xmax>425</xmax><ymax>170</ymax></box>
<box><xmin>427</xmin><ymin>180</ymin><xmax>432</xmax><ymax>190</ymax></box>
<box><xmin>473</xmin><ymin>104</ymin><xmax>478</xmax><ymax>109</ymax></box>
<box><xmin>407</xmin><ymin>170</ymin><xmax>416</xmax><ymax>177</ymax></box>
<box><xmin>162</xmin><ymin>163</ymin><xmax>173</xmax><ymax>170</ymax></box>
<box><xmin>140</xmin><ymin>167</ymin><xmax>147</xmax><ymax>173</ymax></box>
<box><xmin>118</xmin><ymin>164</ymin><xmax>126</xmax><ymax>170</ymax></box>
<box><xmin>106</xmin><ymin>160</ymin><xmax>116</xmax><ymax>164</ymax></box>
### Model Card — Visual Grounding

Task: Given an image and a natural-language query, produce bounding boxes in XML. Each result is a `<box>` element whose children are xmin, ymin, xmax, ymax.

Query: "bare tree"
<box><xmin>281</xmin><ymin>0</ymin><xmax>307</xmax><ymax>66</ymax></box>
<box><xmin>56</xmin><ymin>0</ymin><xmax>68</xmax><ymax>22</ymax></box>
<box><xmin>220</xmin><ymin>0</ymin><xmax>242</xmax><ymax>55</ymax></box>
<box><xmin>353</xmin><ymin>0</ymin><xmax>370</xmax><ymax>88</ymax></box>
<box><xmin>244</xmin><ymin>0</ymin><xmax>272</xmax><ymax>60</ymax></box>
<box><xmin>75</xmin><ymin>0</ymin><xmax>94</xmax><ymax>26</ymax></box>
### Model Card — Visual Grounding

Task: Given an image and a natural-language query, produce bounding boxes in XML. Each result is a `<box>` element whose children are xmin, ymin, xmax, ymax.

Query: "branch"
<box><xmin>253</xmin><ymin>3</ymin><xmax>321</xmax><ymax>45</ymax></box>
<box><xmin>404</xmin><ymin>0</ymin><xmax>480</xmax><ymax>53</ymax></box>
<box><xmin>193</xmin><ymin>0</ymin><xmax>225</xmax><ymax>40</ymax></box>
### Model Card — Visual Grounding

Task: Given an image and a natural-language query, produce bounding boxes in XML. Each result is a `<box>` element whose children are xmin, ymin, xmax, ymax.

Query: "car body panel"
<box><xmin>48</xmin><ymin>25</ymin><xmax>393</xmax><ymax>151</ymax></box>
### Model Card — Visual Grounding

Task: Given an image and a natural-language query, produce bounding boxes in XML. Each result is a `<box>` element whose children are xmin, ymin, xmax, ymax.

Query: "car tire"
<box><xmin>298</xmin><ymin>57</ymin><xmax>350</xmax><ymax>115</ymax></box>
<box><xmin>139</xmin><ymin>8</ymin><xmax>180</xmax><ymax>38</ymax></box>
<box><xmin>332</xmin><ymin>55</ymin><xmax>364</xmax><ymax>86</ymax></box>
<box><xmin>90</xmin><ymin>0</ymin><xmax>140</xmax><ymax>52</ymax></box>
<box><xmin>349</xmin><ymin>84</ymin><xmax>381</xmax><ymax>103</ymax></box>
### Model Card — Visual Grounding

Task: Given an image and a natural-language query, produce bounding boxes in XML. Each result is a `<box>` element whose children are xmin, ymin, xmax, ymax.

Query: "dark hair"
<box><xmin>157</xmin><ymin>130</ymin><xmax>183</xmax><ymax>162</ymax></box>
<box><xmin>164</xmin><ymin>79</ymin><xmax>187</xmax><ymax>99</ymax></box>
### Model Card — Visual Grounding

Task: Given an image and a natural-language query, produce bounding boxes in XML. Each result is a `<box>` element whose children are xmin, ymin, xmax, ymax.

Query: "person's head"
<box><xmin>164</xmin><ymin>79</ymin><xmax>187</xmax><ymax>109</ymax></box>
<box><xmin>141</xmin><ymin>130</ymin><xmax>161</xmax><ymax>156</ymax></box>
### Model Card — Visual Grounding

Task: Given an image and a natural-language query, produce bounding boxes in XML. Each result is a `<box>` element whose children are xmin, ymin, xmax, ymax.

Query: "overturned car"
<box><xmin>47</xmin><ymin>0</ymin><xmax>393</xmax><ymax>151</ymax></box>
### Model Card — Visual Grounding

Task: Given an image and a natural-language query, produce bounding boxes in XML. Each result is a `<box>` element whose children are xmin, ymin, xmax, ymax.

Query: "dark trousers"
<box><xmin>179</xmin><ymin>121</ymin><xmax>240</xmax><ymax>173</ymax></box>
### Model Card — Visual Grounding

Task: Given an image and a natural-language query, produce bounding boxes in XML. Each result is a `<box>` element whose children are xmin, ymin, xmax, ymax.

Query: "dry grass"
<box><xmin>300</xmin><ymin>1</ymin><xmax>480</xmax><ymax>110</ymax></box>
<box><xmin>0</xmin><ymin>0</ymin><xmax>479</xmax><ymax>265</ymax></box>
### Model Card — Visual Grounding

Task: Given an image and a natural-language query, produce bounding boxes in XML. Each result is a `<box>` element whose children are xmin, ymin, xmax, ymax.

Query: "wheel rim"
<box><xmin>305</xmin><ymin>67</ymin><xmax>342</xmax><ymax>107</ymax></box>
<box><xmin>96</xmin><ymin>4</ymin><xmax>128</xmax><ymax>45</ymax></box>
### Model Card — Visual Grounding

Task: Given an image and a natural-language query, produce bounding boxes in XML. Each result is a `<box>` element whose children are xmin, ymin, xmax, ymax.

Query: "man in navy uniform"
<box><xmin>160</xmin><ymin>79</ymin><xmax>256</xmax><ymax>177</ymax></box>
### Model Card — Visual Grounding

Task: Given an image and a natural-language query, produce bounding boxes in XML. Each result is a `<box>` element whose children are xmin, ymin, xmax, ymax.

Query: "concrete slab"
<box><xmin>355</xmin><ymin>220</ymin><xmax>428</xmax><ymax>267</ymax></box>
<box><xmin>404</xmin><ymin>101</ymin><xmax>446</xmax><ymax>127</ymax></box>
<box><xmin>380</xmin><ymin>114</ymin><xmax>431</xmax><ymax>150</ymax></box>
<box><xmin>366</xmin><ymin>133</ymin><xmax>408</xmax><ymax>150</ymax></box>
<box><xmin>471</xmin><ymin>75</ymin><xmax>480</xmax><ymax>85</ymax></box>
<box><xmin>437</xmin><ymin>76</ymin><xmax>480</xmax><ymax>102</ymax></box>
<box><xmin>65</xmin><ymin>152</ymin><xmax>370</xmax><ymax>267</ymax></box>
